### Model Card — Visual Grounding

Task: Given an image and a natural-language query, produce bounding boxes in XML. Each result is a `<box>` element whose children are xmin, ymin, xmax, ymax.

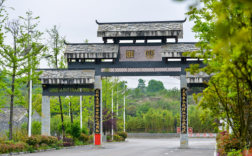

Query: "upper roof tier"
<box><xmin>96</xmin><ymin>19</ymin><xmax>186</xmax><ymax>39</ymax></box>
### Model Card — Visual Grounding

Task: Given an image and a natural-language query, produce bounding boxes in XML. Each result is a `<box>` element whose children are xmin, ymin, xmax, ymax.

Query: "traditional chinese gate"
<box><xmin>38</xmin><ymin>18</ymin><xmax>210</xmax><ymax>149</ymax></box>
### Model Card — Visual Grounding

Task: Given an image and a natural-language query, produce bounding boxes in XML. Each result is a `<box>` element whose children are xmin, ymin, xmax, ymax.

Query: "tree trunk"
<box><xmin>9</xmin><ymin>75</ymin><xmax>15</xmax><ymax>140</ymax></box>
<box><xmin>58</xmin><ymin>96</ymin><xmax>65</xmax><ymax>138</ymax></box>
<box><xmin>70</xmin><ymin>101</ymin><xmax>73</xmax><ymax>123</ymax></box>
<box><xmin>27</xmin><ymin>81</ymin><xmax>29</xmax><ymax>133</ymax></box>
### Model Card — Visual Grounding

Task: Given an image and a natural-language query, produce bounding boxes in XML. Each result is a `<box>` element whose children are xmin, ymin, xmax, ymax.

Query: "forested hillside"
<box><xmin>124</xmin><ymin>79</ymin><xmax>217</xmax><ymax>133</ymax></box>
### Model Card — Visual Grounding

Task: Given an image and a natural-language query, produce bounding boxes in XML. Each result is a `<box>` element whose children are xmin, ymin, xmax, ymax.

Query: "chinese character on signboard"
<box><xmin>181</xmin><ymin>87</ymin><xmax>187</xmax><ymax>134</ymax></box>
<box><xmin>94</xmin><ymin>89</ymin><xmax>100</xmax><ymax>134</ymax></box>
<box><xmin>145</xmin><ymin>50</ymin><xmax>154</xmax><ymax>59</ymax></box>
<box><xmin>126</xmin><ymin>50</ymin><xmax>134</xmax><ymax>58</ymax></box>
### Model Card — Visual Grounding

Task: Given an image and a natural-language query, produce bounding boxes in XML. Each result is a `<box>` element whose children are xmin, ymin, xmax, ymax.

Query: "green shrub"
<box><xmin>48</xmin><ymin>136</ymin><xmax>58</xmax><ymax>145</ymax></box>
<box><xmin>119</xmin><ymin>136</ymin><xmax>124</xmax><ymax>141</ymax></box>
<box><xmin>40</xmin><ymin>143</ymin><xmax>49</xmax><ymax>150</ymax></box>
<box><xmin>56</xmin><ymin>140</ymin><xmax>63</xmax><ymax>147</ymax></box>
<box><xmin>107</xmin><ymin>135</ymin><xmax>111</xmax><ymax>141</ymax></box>
<box><xmin>216</xmin><ymin>131</ymin><xmax>240</xmax><ymax>155</ymax></box>
<box><xmin>32</xmin><ymin>121</ymin><xmax>41</xmax><ymax>135</ymax></box>
<box><xmin>69</xmin><ymin>122</ymin><xmax>81</xmax><ymax>140</ymax></box>
<box><xmin>0</xmin><ymin>142</ymin><xmax>28</xmax><ymax>154</ymax></box>
<box><xmin>21</xmin><ymin>121</ymin><xmax>41</xmax><ymax>135</ymax></box>
<box><xmin>89</xmin><ymin>135</ymin><xmax>93</xmax><ymax>141</ymax></box>
<box><xmin>39</xmin><ymin>135</ymin><xmax>49</xmax><ymax>145</ymax></box>
<box><xmin>81</xmin><ymin>126</ymin><xmax>89</xmax><ymax>135</ymax></box>
<box><xmin>227</xmin><ymin>149</ymin><xmax>242</xmax><ymax>156</ymax></box>
<box><xmin>78</xmin><ymin>133</ymin><xmax>89</xmax><ymax>142</ymax></box>
<box><xmin>113</xmin><ymin>134</ymin><xmax>120</xmax><ymax>141</ymax></box>
<box><xmin>117</xmin><ymin>132</ymin><xmax>128</xmax><ymax>141</ymax></box>
<box><xmin>25</xmin><ymin>136</ymin><xmax>41</xmax><ymax>146</ymax></box>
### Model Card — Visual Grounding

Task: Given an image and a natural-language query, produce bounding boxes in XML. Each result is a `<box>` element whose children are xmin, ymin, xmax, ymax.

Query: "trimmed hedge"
<box><xmin>117</xmin><ymin>132</ymin><xmax>128</xmax><ymax>141</ymax></box>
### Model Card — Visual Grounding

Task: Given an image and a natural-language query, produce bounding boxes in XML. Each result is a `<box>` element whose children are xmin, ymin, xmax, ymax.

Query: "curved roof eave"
<box><xmin>95</xmin><ymin>18</ymin><xmax>187</xmax><ymax>25</ymax></box>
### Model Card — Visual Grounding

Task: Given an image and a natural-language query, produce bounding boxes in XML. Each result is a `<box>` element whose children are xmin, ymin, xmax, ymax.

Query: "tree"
<box><xmin>146</xmin><ymin>79</ymin><xmax>165</xmax><ymax>93</ymax></box>
<box><xmin>183</xmin><ymin>0</ymin><xmax>252</xmax><ymax>150</ymax></box>
<box><xmin>19</xmin><ymin>10</ymin><xmax>44</xmax><ymax>133</ymax></box>
<box><xmin>137</xmin><ymin>78</ymin><xmax>146</xmax><ymax>93</ymax></box>
<box><xmin>0</xmin><ymin>19</ymin><xmax>42</xmax><ymax>140</ymax></box>
<box><xmin>45</xmin><ymin>25</ymin><xmax>66</xmax><ymax>137</ymax></box>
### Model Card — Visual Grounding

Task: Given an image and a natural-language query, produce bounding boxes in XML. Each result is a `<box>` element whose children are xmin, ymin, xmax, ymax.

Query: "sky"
<box><xmin>5</xmin><ymin>0</ymin><xmax>198</xmax><ymax>89</ymax></box>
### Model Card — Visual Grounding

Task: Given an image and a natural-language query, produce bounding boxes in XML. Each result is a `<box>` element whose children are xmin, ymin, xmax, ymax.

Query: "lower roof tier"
<box><xmin>37</xmin><ymin>70</ymin><xmax>95</xmax><ymax>85</ymax></box>
<box><xmin>64</xmin><ymin>42</ymin><xmax>200</xmax><ymax>60</ymax></box>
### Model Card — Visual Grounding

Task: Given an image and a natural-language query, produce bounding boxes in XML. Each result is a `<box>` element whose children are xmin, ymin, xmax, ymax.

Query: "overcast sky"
<box><xmin>5</xmin><ymin>0</ymin><xmax>198</xmax><ymax>89</ymax></box>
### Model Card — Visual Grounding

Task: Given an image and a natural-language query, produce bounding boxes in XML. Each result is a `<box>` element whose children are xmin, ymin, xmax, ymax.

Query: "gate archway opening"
<box><xmin>38</xmin><ymin>19</ymin><xmax>210</xmax><ymax>148</ymax></box>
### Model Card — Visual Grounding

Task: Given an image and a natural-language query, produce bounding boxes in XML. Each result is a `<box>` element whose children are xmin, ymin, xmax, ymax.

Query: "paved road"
<box><xmin>23</xmin><ymin>138</ymin><xmax>216</xmax><ymax>156</ymax></box>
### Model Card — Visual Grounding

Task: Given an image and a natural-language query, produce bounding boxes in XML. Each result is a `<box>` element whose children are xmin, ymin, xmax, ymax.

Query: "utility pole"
<box><xmin>80</xmin><ymin>89</ymin><xmax>82</xmax><ymax>129</ymax></box>
<box><xmin>124</xmin><ymin>84</ymin><xmax>125</xmax><ymax>132</ymax></box>
<box><xmin>28</xmin><ymin>33</ymin><xmax>33</xmax><ymax>137</ymax></box>
<box><xmin>112</xmin><ymin>88</ymin><xmax>113</xmax><ymax>140</ymax></box>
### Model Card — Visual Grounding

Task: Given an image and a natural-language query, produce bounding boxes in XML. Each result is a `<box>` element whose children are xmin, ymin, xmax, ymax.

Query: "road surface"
<box><xmin>23</xmin><ymin>138</ymin><xmax>216</xmax><ymax>156</ymax></box>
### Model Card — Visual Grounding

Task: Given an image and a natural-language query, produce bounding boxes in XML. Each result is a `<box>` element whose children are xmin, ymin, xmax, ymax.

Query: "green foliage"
<box><xmin>21</xmin><ymin>120</ymin><xmax>41</xmax><ymax>135</ymax></box>
<box><xmin>89</xmin><ymin>135</ymin><xmax>93</xmax><ymax>141</ymax></box>
<box><xmin>126</xmin><ymin>98</ymin><xmax>214</xmax><ymax>133</ymax></box>
<box><xmin>47</xmin><ymin>136</ymin><xmax>58</xmax><ymax>146</ymax></box>
<box><xmin>70</xmin><ymin>121</ymin><xmax>81</xmax><ymax>139</ymax></box>
<box><xmin>39</xmin><ymin>135</ymin><xmax>49</xmax><ymax>145</ymax></box>
<box><xmin>184</xmin><ymin>0</ymin><xmax>252</xmax><ymax>150</ymax></box>
<box><xmin>146</xmin><ymin>80</ymin><xmax>165</xmax><ymax>93</ymax></box>
<box><xmin>31</xmin><ymin>121</ymin><xmax>41</xmax><ymax>135</ymax></box>
<box><xmin>81</xmin><ymin>126</ymin><xmax>88</xmax><ymax>135</ymax></box>
<box><xmin>25</xmin><ymin>136</ymin><xmax>41</xmax><ymax>146</ymax></box>
<box><xmin>0</xmin><ymin>142</ymin><xmax>28</xmax><ymax>154</ymax></box>
<box><xmin>135</xmin><ymin>88</ymin><xmax>141</xmax><ymax>98</ymax></box>
<box><xmin>113</xmin><ymin>134</ymin><xmax>120</xmax><ymax>141</ymax></box>
<box><xmin>45</xmin><ymin>25</ymin><xmax>66</xmax><ymax>69</ymax></box>
<box><xmin>216</xmin><ymin>131</ymin><xmax>240</xmax><ymax>155</ymax></box>
<box><xmin>50</xmin><ymin>115</ymin><xmax>63</xmax><ymax>136</ymax></box>
<box><xmin>107</xmin><ymin>135</ymin><xmax>111</xmax><ymax>141</ymax></box>
<box><xmin>227</xmin><ymin>149</ymin><xmax>242</xmax><ymax>156</ymax></box>
<box><xmin>117</xmin><ymin>132</ymin><xmax>127</xmax><ymax>141</ymax></box>
<box><xmin>78</xmin><ymin>133</ymin><xmax>89</xmax><ymax>142</ymax></box>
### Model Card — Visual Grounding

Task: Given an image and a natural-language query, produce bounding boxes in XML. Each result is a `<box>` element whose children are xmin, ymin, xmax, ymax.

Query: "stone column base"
<box><xmin>92</xmin><ymin>145</ymin><xmax>105</xmax><ymax>149</ymax></box>
<box><xmin>179</xmin><ymin>146</ymin><xmax>190</xmax><ymax>149</ymax></box>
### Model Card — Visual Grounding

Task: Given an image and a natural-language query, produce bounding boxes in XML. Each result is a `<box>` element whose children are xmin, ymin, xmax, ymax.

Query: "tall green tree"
<box><xmin>0</xmin><ymin>19</ymin><xmax>42</xmax><ymax>140</ymax></box>
<box><xmin>19</xmin><ymin>10</ymin><xmax>44</xmax><ymax>133</ymax></box>
<box><xmin>183</xmin><ymin>0</ymin><xmax>252</xmax><ymax>150</ymax></box>
<box><xmin>45</xmin><ymin>25</ymin><xmax>66</xmax><ymax>137</ymax></box>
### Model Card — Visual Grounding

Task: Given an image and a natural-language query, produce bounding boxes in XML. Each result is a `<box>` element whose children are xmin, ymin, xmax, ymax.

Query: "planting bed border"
<box><xmin>0</xmin><ymin>140</ymin><xmax>129</xmax><ymax>156</ymax></box>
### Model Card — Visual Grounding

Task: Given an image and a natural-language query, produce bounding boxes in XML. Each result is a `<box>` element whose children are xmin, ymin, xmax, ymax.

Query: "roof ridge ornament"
<box><xmin>64</xmin><ymin>40</ymin><xmax>68</xmax><ymax>45</ymax></box>
<box><xmin>95</xmin><ymin>18</ymin><xmax>187</xmax><ymax>25</ymax></box>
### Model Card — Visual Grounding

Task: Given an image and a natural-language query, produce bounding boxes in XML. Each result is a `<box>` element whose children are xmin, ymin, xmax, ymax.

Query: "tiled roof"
<box><xmin>38</xmin><ymin>70</ymin><xmax>95</xmax><ymax>84</ymax></box>
<box><xmin>186</xmin><ymin>71</ymin><xmax>214</xmax><ymax>84</ymax></box>
<box><xmin>64</xmin><ymin>44</ymin><xmax>119</xmax><ymax>59</ymax></box>
<box><xmin>97</xmin><ymin>20</ymin><xmax>185</xmax><ymax>38</ymax></box>
<box><xmin>98</xmin><ymin>23</ymin><xmax>183</xmax><ymax>32</ymax></box>
<box><xmin>161</xmin><ymin>43</ymin><xmax>200</xmax><ymax>57</ymax></box>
